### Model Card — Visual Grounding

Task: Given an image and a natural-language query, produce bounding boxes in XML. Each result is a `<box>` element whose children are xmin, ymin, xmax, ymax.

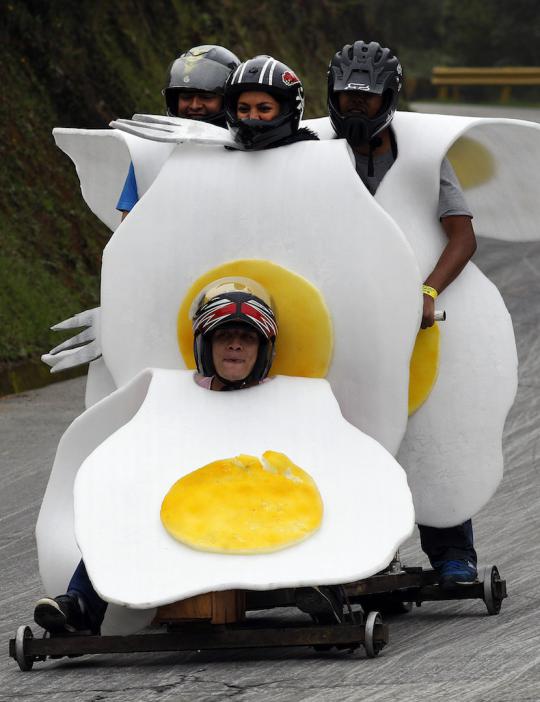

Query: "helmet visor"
<box><xmin>168</xmin><ymin>59</ymin><xmax>232</xmax><ymax>94</ymax></box>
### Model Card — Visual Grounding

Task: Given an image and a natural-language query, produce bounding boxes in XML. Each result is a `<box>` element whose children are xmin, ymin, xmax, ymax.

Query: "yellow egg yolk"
<box><xmin>177</xmin><ymin>259</ymin><xmax>333</xmax><ymax>378</ymax></box>
<box><xmin>160</xmin><ymin>451</ymin><xmax>323</xmax><ymax>554</ymax></box>
<box><xmin>408</xmin><ymin>323</ymin><xmax>440</xmax><ymax>415</ymax></box>
<box><xmin>447</xmin><ymin>136</ymin><xmax>495</xmax><ymax>189</ymax></box>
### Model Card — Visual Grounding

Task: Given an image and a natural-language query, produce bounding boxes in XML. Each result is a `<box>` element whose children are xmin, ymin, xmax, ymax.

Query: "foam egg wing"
<box><xmin>35</xmin><ymin>370</ymin><xmax>156</xmax><ymax>635</ymax></box>
<box><xmin>74</xmin><ymin>370</ymin><xmax>414</xmax><ymax>609</ymax></box>
<box><xmin>306</xmin><ymin>113</ymin><xmax>540</xmax><ymax>243</ymax></box>
<box><xmin>53</xmin><ymin>128</ymin><xmax>174</xmax><ymax>231</ymax></box>
<box><xmin>100</xmin><ymin>139</ymin><xmax>422</xmax><ymax>456</ymax></box>
<box><xmin>374</xmin><ymin>112</ymin><xmax>519</xmax><ymax>525</ymax></box>
<box><xmin>307</xmin><ymin>113</ymin><xmax>523</xmax><ymax>524</ymax></box>
<box><xmin>397</xmin><ymin>265</ymin><xmax>517</xmax><ymax>526</ymax></box>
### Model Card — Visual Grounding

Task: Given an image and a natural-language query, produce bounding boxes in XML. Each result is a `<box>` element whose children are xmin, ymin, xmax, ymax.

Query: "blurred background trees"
<box><xmin>1</xmin><ymin>0</ymin><xmax>539</xmax><ymax>364</ymax></box>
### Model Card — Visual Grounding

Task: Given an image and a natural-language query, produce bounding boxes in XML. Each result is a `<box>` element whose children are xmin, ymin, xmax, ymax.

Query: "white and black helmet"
<box><xmin>163</xmin><ymin>45</ymin><xmax>241</xmax><ymax>125</ymax></box>
<box><xmin>224</xmin><ymin>55</ymin><xmax>305</xmax><ymax>150</ymax></box>
<box><xmin>191</xmin><ymin>278</ymin><xmax>278</xmax><ymax>385</ymax></box>
<box><xmin>328</xmin><ymin>40</ymin><xmax>402</xmax><ymax>145</ymax></box>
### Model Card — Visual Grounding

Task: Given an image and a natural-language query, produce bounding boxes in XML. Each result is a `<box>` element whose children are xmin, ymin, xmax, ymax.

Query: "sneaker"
<box><xmin>295</xmin><ymin>586</ymin><xmax>344</xmax><ymax>624</ymax></box>
<box><xmin>434</xmin><ymin>560</ymin><xmax>478</xmax><ymax>589</ymax></box>
<box><xmin>34</xmin><ymin>593</ymin><xmax>99</xmax><ymax>635</ymax></box>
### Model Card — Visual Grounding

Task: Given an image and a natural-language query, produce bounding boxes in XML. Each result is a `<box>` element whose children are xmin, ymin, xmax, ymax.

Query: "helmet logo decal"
<box><xmin>190</xmin><ymin>46</ymin><xmax>212</xmax><ymax>57</ymax></box>
<box><xmin>346</xmin><ymin>82</ymin><xmax>370</xmax><ymax>91</ymax></box>
<box><xmin>296</xmin><ymin>93</ymin><xmax>305</xmax><ymax>114</ymax></box>
<box><xmin>282</xmin><ymin>70</ymin><xmax>301</xmax><ymax>86</ymax></box>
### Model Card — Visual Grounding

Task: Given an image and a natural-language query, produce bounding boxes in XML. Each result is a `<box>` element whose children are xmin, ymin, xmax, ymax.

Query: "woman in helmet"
<box><xmin>191</xmin><ymin>278</ymin><xmax>278</xmax><ymax>390</ymax></box>
<box><xmin>224</xmin><ymin>55</ymin><xmax>318</xmax><ymax>150</ymax></box>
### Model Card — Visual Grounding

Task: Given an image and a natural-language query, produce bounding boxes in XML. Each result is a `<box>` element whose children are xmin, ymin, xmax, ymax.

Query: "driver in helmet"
<box><xmin>224</xmin><ymin>55</ymin><xmax>318</xmax><ymax>150</ymax></box>
<box><xmin>117</xmin><ymin>44</ymin><xmax>241</xmax><ymax>219</ymax></box>
<box><xmin>191</xmin><ymin>279</ymin><xmax>278</xmax><ymax>390</ymax></box>
<box><xmin>33</xmin><ymin>280</ymin><xmax>277</xmax><ymax>635</ymax></box>
<box><xmin>327</xmin><ymin>40</ymin><xmax>478</xmax><ymax>592</ymax></box>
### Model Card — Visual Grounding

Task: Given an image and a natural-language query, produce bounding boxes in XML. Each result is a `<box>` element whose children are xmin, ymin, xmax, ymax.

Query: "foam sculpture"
<box><xmin>50</xmin><ymin>112</ymin><xmax>540</xmax><ymax>525</ymax></box>
<box><xmin>304</xmin><ymin>112</ymin><xmax>540</xmax><ymax>526</ymax></box>
<box><xmin>72</xmin><ymin>370</ymin><xmax>414</xmax><ymax>609</ymax></box>
<box><xmin>38</xmin><ymin>111</ymin><xmax>538</xmax><ymax>631</ymax></box>
<box><xmin>97</xmin><ymin>137</ymin><xmax>422</xmax><ymax>455</ymax></box>
<box><xmin>39</xmin><ymin>124</ymin><xmax>423</xmax><ymax>633</ymax></box>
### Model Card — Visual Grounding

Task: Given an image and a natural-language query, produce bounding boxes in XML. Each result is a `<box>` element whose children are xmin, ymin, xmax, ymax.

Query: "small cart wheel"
<box><xmin>15</xmin><ymin>626</ymin><xmax>35</xmax><ymax>671</ymax></box>
<box><xmin>483</xmin><ymin>565</ymin><xmax>503</xmax><ymax>615</ymax></box>
<box><xmin>364</xmin><ymin>611</ymin><xmax>384</xmax><ymax>658</ymax></box>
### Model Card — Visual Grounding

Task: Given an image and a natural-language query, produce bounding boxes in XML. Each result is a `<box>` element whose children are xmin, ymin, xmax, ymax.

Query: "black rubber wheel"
<box><xmin>364</xmin><ymin>611</ymin><xmax>384</xmax><ymax>658</ymax></box>
<box><xmin>14</xmin><ymin>626</ymin><xmax>35</xmax><ymax>671</ymax></box>
<box><xmin>483</xmin><ymin>565</ymin><xmax>503</xmax><ymax>615</ymax></box>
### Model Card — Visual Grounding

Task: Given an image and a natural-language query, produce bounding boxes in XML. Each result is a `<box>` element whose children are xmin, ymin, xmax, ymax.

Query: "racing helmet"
<box><xmin>163</xmin><ymin>45</ymin><xmax>241</xmax><ymax>125</ymax></box>
<box><xmin>191</xmin><ymin>278</ymin><xmax>278</xmax><ymax>384</ymax></box>
<box><xmin>328</xmin><ymin>40</ymin><xmax>402</xmax><ymax>145</ymax></box>
<box><xmin>224</xmin><ymin>55</ymin><xmax>305</xmax><ymax>150</ymax></box>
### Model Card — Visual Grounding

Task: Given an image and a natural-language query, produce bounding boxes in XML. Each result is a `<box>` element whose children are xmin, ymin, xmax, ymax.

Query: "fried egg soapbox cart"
<box><xmin>11</xmin><ymin>112</ymin><xmax>524</xmax><ymax>670</ymax></box>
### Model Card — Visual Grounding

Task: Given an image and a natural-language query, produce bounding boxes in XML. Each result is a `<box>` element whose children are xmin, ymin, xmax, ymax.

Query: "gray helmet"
<box><xmin>328</xmin><ymin>40</ymin><xmax>402</xmax><ymax>145</ymax></box>
<box><xmin>163</xmin><ymin>45</ymin><xmax>241</xmax><ymax>125</ymax></box>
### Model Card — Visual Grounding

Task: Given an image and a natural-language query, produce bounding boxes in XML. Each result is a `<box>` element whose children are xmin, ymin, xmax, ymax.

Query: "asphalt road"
<box><xmin>1</xmin><ymin>105</ymin><xmax>540</xmax><ymax>701</ymax></box>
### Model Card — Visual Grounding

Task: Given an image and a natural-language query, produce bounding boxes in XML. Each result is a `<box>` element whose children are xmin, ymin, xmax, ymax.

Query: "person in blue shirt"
<box><xmin>117</xmin><ymin>44</ymin><xmax>241</xmax><ymax>218</ymax></box>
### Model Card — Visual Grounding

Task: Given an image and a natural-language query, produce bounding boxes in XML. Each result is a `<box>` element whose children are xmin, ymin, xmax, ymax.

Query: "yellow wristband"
<box><xmin>422</xmin><ymin>284</ymin><xmax>438</xmax><ymax>299</ymax></box>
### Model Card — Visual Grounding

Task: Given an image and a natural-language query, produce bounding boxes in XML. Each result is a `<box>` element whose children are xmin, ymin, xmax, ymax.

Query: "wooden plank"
<box><xmin>154</xmin><ymin>590</ymin><xmax>246</xmax><ymax>624</ymax></box>
<box><xmin>154</xmin><ymin>593</ymin><xmax>213</xmax><ymax>622</ymax></box>
<box><xmin>211</xmin><ymin>590</ymin><xmax>246</xmax><ymax>624</ymax></box>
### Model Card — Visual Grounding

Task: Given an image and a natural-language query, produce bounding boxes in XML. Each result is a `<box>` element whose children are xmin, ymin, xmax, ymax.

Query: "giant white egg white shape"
<box><xmin>307</xmin><ymin>113</ymin><xmax>525</xmax><ymax>526</ymax></box>
<box><xmin>74</xmin><ymin>370</ymin><xmax>415</xmax><ymax>609</ymax></box>
<box><xmin>99</xmin><ymin>139</ymin><xmax>422</xmax><ymax>457</ymax></box>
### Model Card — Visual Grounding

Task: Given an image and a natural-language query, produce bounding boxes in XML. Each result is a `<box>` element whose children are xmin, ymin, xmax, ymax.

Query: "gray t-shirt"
<box><xmin>354</xmin><ymin>151</ymin><xmax>473</xmax><ymax>220</ymax></box>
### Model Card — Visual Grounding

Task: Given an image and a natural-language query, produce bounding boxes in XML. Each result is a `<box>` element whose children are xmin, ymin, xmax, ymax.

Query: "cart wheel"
<box><xmin>483</xmin><ymin>565</ymin><xmax>504</xmax><ymax>615</ymax></box>
<box><xmin>364</xmin><ymin>611</ymin><xmax>384</xmax><ymax>658</ymax></box>
<box><xmin>360</xmin><ymin>594</ymin><xmax>412</xmax><ymax>615</ymax></box>
<box><xmin>14</xmin><ymin>626</ymin><xmax>35</xmax><ymax>671</ymax></box>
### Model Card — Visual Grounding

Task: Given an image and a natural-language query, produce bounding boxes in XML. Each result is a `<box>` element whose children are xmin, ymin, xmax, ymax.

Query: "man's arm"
<box><xmin>422</xmin><ymin>215</ymin><xmax>477</xmax><ymax>328</ymax></box>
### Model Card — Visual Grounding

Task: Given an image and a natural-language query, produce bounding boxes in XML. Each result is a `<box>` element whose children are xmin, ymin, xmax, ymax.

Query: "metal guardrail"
<box><xmin>431</xmin><ymin>66</ymin><xmax>540</xmax><ymax>102</ymax></box>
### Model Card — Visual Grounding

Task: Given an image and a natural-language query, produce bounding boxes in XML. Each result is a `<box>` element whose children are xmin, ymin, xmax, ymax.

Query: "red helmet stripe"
<box><xmin>240</xmin><ymin>301</ymin><xmax>278</xmax><ymax>338</ymax></box>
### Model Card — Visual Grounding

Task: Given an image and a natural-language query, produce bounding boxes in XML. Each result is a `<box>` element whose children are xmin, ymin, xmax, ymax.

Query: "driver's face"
<box><xmin>337</xmin><ymin>91</ymin><xmax>383</xmax><ymax>119</ymax></box>
<box><xmin>211</xmin><ymin>325</ymin><xmax>260</xmax><ymax>382</ymax></box>
<box><xmin>236</xmin><ymin>91</ymin><xmax>280</xmax><ymax>121</ymax></box>
<box><xmin>177</xmin><ymin>91</ymin><xmax>223</xmax><ymax>118</ymax></box>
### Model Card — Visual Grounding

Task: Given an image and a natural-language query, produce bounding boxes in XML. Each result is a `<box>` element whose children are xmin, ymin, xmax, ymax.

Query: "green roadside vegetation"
<box><xmin>2</xmin><ymin>0</ymin><xmax>538</xmax><ymax>372</ymax></box>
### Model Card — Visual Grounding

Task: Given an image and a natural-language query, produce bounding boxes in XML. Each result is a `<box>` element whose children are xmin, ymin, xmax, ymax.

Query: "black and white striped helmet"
<box><xmin>191</xmin><ymin>279</ymin><xmax>278</xmax><ymax>382</ymax></box>
<box><xmin>224</xmin><ymin>55</ymin><xmax>305</xmax><ymax>149</ymax></box>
